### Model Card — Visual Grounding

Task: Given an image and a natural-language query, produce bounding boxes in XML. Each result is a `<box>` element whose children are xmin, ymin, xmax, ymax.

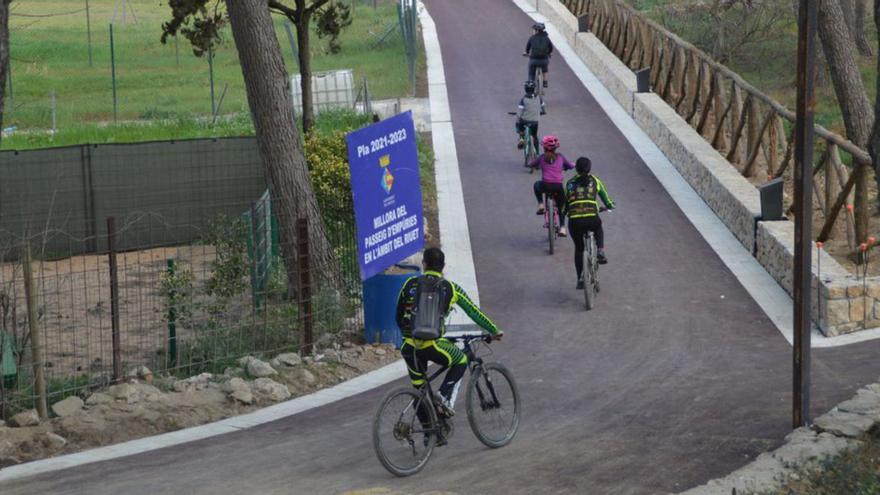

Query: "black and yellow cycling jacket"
<box><xmin>395</xmin><ymin>270</ymin><xmax>499</xmax><ymax>347</ymax></box>
<box><xmin>565</xmin><ymin>174</ymin><xmax>615</xmax><ymax>219</ymax></box>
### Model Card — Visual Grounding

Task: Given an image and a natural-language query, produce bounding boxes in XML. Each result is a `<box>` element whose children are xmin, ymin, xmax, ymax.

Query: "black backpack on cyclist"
<box><xmin>411</xmin><ymin>275</ymin><xmax>449</xmax><ymax>340</ymax></box>
<box><xmin>530</xmin><ymin>34</ymin><xmax>552</xmax><ymax>58</ymax></box>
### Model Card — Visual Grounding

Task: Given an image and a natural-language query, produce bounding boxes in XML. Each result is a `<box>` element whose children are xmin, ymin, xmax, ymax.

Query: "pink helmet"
<box><xmin>542</xmin><ymin>135</ymin><xmax>560</xmax><ymax>151</ymax></box>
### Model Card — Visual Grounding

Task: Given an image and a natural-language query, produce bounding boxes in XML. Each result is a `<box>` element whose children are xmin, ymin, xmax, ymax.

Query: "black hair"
<box><xmin>423</xmin><ymin>247</ymin><xmax>445</xmax><ymax>272</ymax></box>
<box><xmin>576</xmin><ymin>156</ymin><xmax>592</xmax><ymax>175</ymax></box>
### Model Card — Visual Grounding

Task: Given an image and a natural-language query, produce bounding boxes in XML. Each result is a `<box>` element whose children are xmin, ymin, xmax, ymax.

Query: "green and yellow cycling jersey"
<box><xmin>565</xmin><ymin>174</ymin><xmax>614</xmax><ymax>219</ymax></box>
<box><xmin>395</xmin><ymin>270</ymin><xmax>499</xmax><ymax>347</ymax></box>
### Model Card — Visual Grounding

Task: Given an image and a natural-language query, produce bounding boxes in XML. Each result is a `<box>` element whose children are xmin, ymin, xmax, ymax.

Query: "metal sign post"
<box><xmin>793</xmin><ymin>0</ymin><xmax>817</xmax><ymax>429</ymax></box>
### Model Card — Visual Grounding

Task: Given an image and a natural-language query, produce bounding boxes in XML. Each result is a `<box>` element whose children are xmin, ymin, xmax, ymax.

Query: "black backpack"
<box><xmin>530</xmin><ymin>34</ymin><xmax>551</xmax><ymax>58</ymax></box>
<box><xmin>411</xmin><ymin>275</ymin><xmax>449</xmax><ymax>340</ymax></box>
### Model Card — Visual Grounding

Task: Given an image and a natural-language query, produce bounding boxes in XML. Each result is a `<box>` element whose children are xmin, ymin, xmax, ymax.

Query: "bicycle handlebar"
<box><xmin>507</xmin><ymin>111</ymin><xmax>517</xmax><ymax>116</ymax></box>
<box><xmin>445</xmin><ymin>333</ymin><xmax>494</xmax><ymax>344</ymax></box>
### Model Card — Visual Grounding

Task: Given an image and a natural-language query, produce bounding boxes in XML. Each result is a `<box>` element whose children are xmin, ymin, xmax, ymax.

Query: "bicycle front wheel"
<box><xmin>466</xmin><ymin>363</ymin><xmax>521</xmax><ymax>448</ymax></box>
<box><xmin>584</xmin><ymin>235</ymin><xmax>597</xmax><ymax>310</ymax></box>
<box><xmin>547</xmin><ymin>197</ymin><xmax>555</xmax><ymax>255</ymax></box>
<box><xmin>373</xmin><ymin>387</ymin><xmax>438</xmax><ymax>477</ymax></box>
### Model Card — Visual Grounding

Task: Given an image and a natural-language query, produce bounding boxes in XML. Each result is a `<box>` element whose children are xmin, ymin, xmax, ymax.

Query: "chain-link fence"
<box><xmin>0</xmin><ymin>138</ymin><xmax>363</xmax><ymax>420</ymax></box>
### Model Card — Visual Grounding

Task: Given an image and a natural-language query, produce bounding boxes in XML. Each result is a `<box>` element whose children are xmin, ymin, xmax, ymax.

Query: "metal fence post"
<box><xmin>86</xmin><ymin>0</ymin><xmax>94</xmax><ymax>67</ymax></box>
<box><xmin>22</xmin><ymin>241</ymin><xmax>48</xmax><ymax>420</ymax></box>
<box><xmin>296</xmin><ymin>218</ymin><xmax>313</xmax><ymax>355</ymax></box>
<box><xmin>110</xmin><ymin>24</ymin><xmax>118</xmax><ymax>123</ymax></box>
<box><xmin>166</xmin><ymin>259</ymin><xmax>178</xmax><ymax>369</ymax></box>
<box><xmin>107</xmin><ymin>217</ymin><xmax>122</xmax><ymax>382</ymax></box>
<box><xmin>208</xmin><ymin>46</ymin><xmax>216</xmax><ymax>116</ymax></box>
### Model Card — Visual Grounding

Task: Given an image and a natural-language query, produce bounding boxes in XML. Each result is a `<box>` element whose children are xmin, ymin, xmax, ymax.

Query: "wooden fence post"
<box><xmin>22</xmin><ymin>242</ymin><xmax>47</xmax><ymax>420</ymax></box>
<box><xmin>107</xmin><ymin>217</ymin><xmax>122</xmax><ymax>382</ymax></box>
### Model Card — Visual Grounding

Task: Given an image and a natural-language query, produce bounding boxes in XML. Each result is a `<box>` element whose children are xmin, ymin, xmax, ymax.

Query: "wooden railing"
<box><xmin>561</xmin><ymin>0</ymin><xmax>874</xmax><ymax>251</ymax></box>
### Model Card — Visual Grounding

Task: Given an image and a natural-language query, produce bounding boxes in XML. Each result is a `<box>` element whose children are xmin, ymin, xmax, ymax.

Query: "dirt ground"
<box><xmin>1</xmin><ymin>245</ymin><xmax>219</xmax><ymax>379</ymax></box>
<box><xmin>0</xmin><ymin>343</ymin><xmax>400</xmax><ymax>468</ymax></box>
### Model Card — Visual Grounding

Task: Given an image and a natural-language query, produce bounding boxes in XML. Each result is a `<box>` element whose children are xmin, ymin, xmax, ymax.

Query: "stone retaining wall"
<box><xmin>529</xmin><ymin>0</ymin><xmax>880</xmax><ymax>336</ymax></box>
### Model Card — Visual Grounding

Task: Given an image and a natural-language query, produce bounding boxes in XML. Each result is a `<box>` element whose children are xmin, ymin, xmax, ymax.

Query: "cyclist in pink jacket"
<box><xmin>529</xmin><ymin>135</ymin><xmax>574</xmax><ymax>237</ymax></box>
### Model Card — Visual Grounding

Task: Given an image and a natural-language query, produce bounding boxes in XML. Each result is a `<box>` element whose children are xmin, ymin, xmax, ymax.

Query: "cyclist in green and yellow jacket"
<box><xmin>565</xmin><ymin>157</ymin><xmax>615</xmax><ymax>289</ymax></box>
<box><xmin>395</xmin><ymin>247</ymin><xmax>502</xmax><ymax>417</ymax></box>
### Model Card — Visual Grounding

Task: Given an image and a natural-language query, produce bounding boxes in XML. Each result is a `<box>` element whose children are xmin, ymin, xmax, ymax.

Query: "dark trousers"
<box><xmin>516</xmin><ymin>120</ymin><xmax>539</xmax><ymax>149</ymax></box>
<box><xmin>533</xmin><ymin>181</ymin><xmax>566</xmax><ymax>224</ymax></box>
<box><xmin>528</xmin><ymin>58</ymin><xmax>550</xmax><ymax>82</ymax></box>
<box><xmin>400</xmin><ymin>339</ymin><xmax>468</xmax><ymax>401</ymax></box>
<box><xmin>569</xmin><ymin>216</ymin><xmax>604</xmax><ymax>278</ymax></box>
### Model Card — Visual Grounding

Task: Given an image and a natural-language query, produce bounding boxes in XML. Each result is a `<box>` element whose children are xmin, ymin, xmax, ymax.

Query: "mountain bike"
<box><xmin>582</xmin><ymin>207</ymin><xmax>608</xmax><ymax>310</ymax></box>
<box><xmin>372</xmin><ymin>333</ymin><xmax>520</xmax><ymax>477</ymax></box>
<box><xmin>508</xmin><ymin>111</ymin><xmax>538</xmax><ymax>171</ymax></box>
<box><xmin>535</xmin><ymin>67</ymin><xmax>545</xmax><ymax>99</ymax></box>
<box><xmin>543</xmin><ymin>192</ymin><xmax>560</xmax><ymax>255</ymax></box>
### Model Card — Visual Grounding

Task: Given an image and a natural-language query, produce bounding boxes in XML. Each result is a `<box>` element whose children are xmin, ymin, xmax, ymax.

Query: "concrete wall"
<box><xmin>533</xmin><ymin>0</ymin><xmax>879</xmax><ymax>335</ymax></box>
<box><xmin>0</xmin><ymin>138</ymin><xmax>266</xmax><ymax>257</ymax></box>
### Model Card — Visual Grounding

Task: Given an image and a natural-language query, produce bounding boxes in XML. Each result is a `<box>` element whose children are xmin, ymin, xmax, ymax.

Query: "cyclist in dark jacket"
<box><xmin>523</xmin><ymin>22</ymin><xmax>553</xmax><ymax>87</ymax></box>
<box><xmin>396</xmin><ymin>247</ymin><xmax>502</xmax><ymax>417</ymax></box>
<box><xmin>565</xmin><ymin>157</ymin><xmax>615</xmax><ymax>288</ymax></box>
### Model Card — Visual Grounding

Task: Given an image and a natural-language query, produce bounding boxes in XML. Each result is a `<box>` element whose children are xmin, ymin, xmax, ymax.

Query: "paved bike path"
<box><xmin>4</xmin><ymin>0</ymin><xmax>880</xmax><ymax>494</ymax></box>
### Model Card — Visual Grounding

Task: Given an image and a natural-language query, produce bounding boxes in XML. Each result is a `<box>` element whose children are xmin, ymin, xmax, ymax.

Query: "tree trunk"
<box><xmin>295</xmin><ymin>0</ymin><xmax>316</xmax><ymax>134</ymax></box>
<box><xmin>224</xmin><ymin>0</ymin><xmax>338</xmax><ymax>294</ymax></box>
<box><xmin>818</xmin><ymin>0</ymin><xmax>873</xmax><ymax>243</ymax></box>
<box><xmin>855</xmin><ymin>0</ymin><xmax>873</xmax><ymax>55</ymax></box>
<box><xmin>0</xmin><ymin>1</ymin><xmax>11</xmax><ymax>147</ymax></box>
<box><xmin>869</xmin><ymin>0</ymin><xmax>880</xmax><ymax>208</ymax></box>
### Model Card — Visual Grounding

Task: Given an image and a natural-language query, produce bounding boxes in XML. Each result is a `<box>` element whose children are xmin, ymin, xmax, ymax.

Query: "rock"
<box><xmin>125</xmin><ymin>365</ymin><xmax>154</xmax><ymax>383</ymax></box>
<box><xmin>291</xmin><ymin>367</ymin><xmax>317</xmax><ymax>386</ymax></box>
<box><xmin>172</xmin><ymin>373</ymin><xmax>214</xmax><ymax>392</ymax></box>
<box><xmin>108</xmin><ymin>383</ymin><xmax>140</xmax><ymax>403</ymax></box>
<box><xmin>814</xmin><ymin>410</ymin><xmax>875</xmax><ymax>438</ymax></box>
<box><xmin>223</xmin><ymin>378</ymin><xmax>254</xmax><ymax>404</ymax></box>
<box><xmin>342</xmin><ymin>342</ymin><xmax>355</xmax><ymax>348</ymax></box>
<box><xmin>9</xmin><ymin>409</ymin><xmax>40</xmax><ymax>427</ymax></box>
<box><xmin>223</xmin><ymin>367</ymin><xmax>244</xmax><ymax>378</ymax></box>
<box><xmin>238</xmin><ymin>356</ymin><xmax>255</xmax><ymax>367</ymax></box>
<box><xmin>269</xmin><ymin>358</ymin><xmax>282</xmax><ymax>369</ymax></box>
<box><xmin>134</xmin><ymin>383</ymin><xmax>164</xmax><ymax>402</ymax></box>
<box><xmin>374</xmin><ymin>347</ymin><xmax>387</xmax><ymax>356</ymax></box>
<box><xmin>252</xmin><ymin>378</ymin><xmax>291</xmax><ymax>402</ymax></box>
<box><xmin>51</xmin><ymin>396</ymin><xmax>84</xmax><ymax>417</ymax></box>
<box><xmin>275</xmin><ymin>351</ymin><xmax>304</xmax><ymax>367</ymax></box>
<box><xmin>246</xmin><ymin>358</ymin><xmax>277</xmax><ymax>378</ymax></box>
<box><xmin>43</xmin><ymin>432</ymin><xmax>68</xmax><ymax>450</ymax></box>
<box><xmin>324</xmin><ymin>349</ymin><xmax>339</xmax><ymax>360</ymax></box>
<box><xmin>838</xmin><ymin>389</ymin><xmax>880</xmax><ymax>415</ymax></box>
<box><xmin>0</xmin><ymin>420</ymin><xmax>5</xmax><ymax>428</ymax></box>
<box><xmin>85</xmin><ymin>393</ymin><xmax>113</xmax><ymax>406</ymax></box>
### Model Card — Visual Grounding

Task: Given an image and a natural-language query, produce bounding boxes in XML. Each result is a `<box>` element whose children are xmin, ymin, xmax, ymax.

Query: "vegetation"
<box><xmin>5</xmin><ymin>1</ymin><xmax>409</xmax><ymax>143</ymax></box>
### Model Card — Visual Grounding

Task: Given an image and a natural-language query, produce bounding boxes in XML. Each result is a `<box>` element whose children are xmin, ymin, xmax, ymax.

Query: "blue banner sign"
<box><xmin>346</xmin><ymin>111</ymin><xmax>424</xmax><ymax>280</ymax></box>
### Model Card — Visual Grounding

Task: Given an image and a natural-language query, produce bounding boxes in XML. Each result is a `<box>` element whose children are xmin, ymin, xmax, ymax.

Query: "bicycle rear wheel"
<box><xmin>547</xmin><ymin>197</ymin><xmax>555</xmax><ymax>255</ymax></box>
<box><xmin>373</xmin><ymin>387</ymin><xmax>438</xmax><ymax>477</ymax></box>
<box><xmin>583</xmin><ymin>234</ymin><xmax>597</xmax><ymax>310</ymax></box>
<box><xmin>535</xmin><ymin>68</ymin><xmax>544</xmax><ymax>98</ymax></box>
<box><xmin>466</xmin><ymin>363</ymin><xmax>520</xmax><ymax>448</ymax></box>
<box><xmin>524</xmin><ymin>130</ymin><xmax>535</xmax><ymax>170</ymax></box>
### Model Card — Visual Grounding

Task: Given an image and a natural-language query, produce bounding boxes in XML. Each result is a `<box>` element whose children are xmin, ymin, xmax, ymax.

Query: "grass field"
<box><xmin>5</xmin><ymin>1</ymin><xmax>412</xmax><ymax>145</ymax></box>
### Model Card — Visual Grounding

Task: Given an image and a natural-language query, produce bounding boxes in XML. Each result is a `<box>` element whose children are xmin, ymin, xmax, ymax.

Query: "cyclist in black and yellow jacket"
<box><xmin>564</xmin><ymin>157</ymin><xmax>615</xmax><ymax>289</ymax></box>
<box><xmin>395</xmin><ymin>247</ymin><xmax>502</xmax><ymax>416</ymax></box>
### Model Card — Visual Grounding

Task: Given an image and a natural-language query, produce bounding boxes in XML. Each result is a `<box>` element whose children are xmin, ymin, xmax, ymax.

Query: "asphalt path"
<box><xmin>4</xmin><ymin>0</ymin><xmax>880</xmax><ymax>494</ymax></box>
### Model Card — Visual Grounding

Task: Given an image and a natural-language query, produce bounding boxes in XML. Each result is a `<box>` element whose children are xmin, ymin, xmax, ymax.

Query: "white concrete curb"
<box><xmin>512</xmin><ymin>0</ymin><xmax>879</xmax><ymax>348</ymax></box>
<box><xmin>0</xmin><ymin>2</ymin><xmax>472</xmax><ymax>483</ymax></box>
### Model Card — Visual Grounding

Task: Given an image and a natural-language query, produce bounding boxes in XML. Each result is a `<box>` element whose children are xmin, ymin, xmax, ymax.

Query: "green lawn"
<box><xmin>6</xmin><ymin>1</ymin><xmax>411</xmax><ymax>144</ymax></box>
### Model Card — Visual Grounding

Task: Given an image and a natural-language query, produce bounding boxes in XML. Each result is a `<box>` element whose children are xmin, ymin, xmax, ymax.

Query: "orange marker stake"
<box><xmin>847</xmin><ymin>204</ymin><xmax>855</xmax><ymax>212</ymax></box>
<box><xmin>860</xmin><ymin>243</ymin><xmax>868</xmax><ymax>252</ymax></box>
<box><xmin>816</xmin><ymin>241</ymin><xmax>824</xmax><ymax>249</ymax></box>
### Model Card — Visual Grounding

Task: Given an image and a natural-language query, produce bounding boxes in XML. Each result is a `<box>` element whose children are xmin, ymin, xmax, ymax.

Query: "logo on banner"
<box><xmin>379</xmin><ymin>154</ymin><xmax>394</xmax><ymax>194</ymax></box>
